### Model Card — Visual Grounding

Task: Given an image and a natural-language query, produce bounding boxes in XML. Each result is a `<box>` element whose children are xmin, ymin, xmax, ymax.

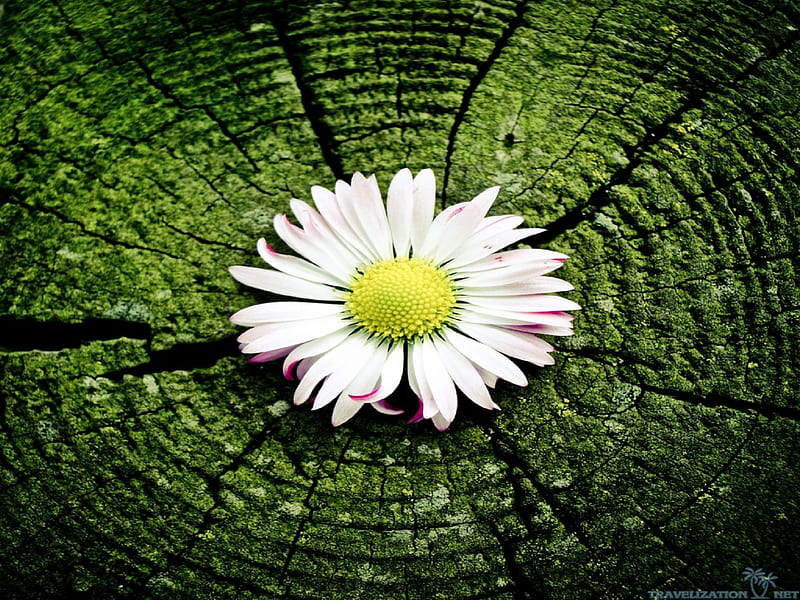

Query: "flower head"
<box><xmin>229</xmin><ymin>169</ymin><xmax>579</xmax><ymax>430</ymax></box>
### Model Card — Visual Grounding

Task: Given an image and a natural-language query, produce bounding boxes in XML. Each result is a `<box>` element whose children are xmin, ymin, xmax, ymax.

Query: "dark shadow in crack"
<box><xmin>103</xmin><ymin>335</ymin><xmax>239</xmax><ymax>380</ymax></box>
<box><xmin>0</xmin><ymin>316</ymin><xmax>151</xmax><ymax>352</ymax></box>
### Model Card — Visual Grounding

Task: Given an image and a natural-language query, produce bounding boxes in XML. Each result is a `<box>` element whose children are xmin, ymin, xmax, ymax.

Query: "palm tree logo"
<box><xmin>742</xmin><ymin>567</ymin><xmax>778</xmax><ymax>599</ymax></box>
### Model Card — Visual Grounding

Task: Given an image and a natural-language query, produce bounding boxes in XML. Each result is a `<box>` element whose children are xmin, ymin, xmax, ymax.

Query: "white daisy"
<box><xmin>229</xmin><ymin>169</ymin><xmax>580</xmax><ymax>430</ymax></box>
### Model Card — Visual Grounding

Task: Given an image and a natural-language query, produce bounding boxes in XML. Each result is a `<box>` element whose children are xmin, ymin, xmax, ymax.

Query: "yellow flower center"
<box><xmin>346</xmin><ymin>257</ymin><xmax>456</xmax><ymax>340</ymax></box>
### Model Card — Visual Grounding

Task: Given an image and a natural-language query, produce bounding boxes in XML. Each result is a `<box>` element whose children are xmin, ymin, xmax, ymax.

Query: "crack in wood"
<box><xmin>0</xmin><ymin>316</ymin><xmax>151</xmax><ymax>352</ymax></box>
<box><xmin>442</xmin><ymin>0</ymin><xmax>529</xmax><ymax>206</ymax></box>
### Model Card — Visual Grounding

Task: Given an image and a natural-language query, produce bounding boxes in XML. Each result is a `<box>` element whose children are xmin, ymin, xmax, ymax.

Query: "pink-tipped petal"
<box><xmin>248</xmin><ymin>346</ymin><xmax>296</xmax><ymax>364</ymax></box>
<box><xmin>420</xmin><ymin>338</ymin><xmax>457</xmax><ymax>423</ymax></box>
<box><xmin>408</xmin><ymin>399</ymin><xmax>425</xmax><ymax>423</ymax></box>
<box><xmin>371</xmin><ymin>399</ymin><xmax>406</xmax><ymax>415</ymax></box>
<box><xmin>431</xmin><ymin>411</ymin><xmax>452</xmax><ymax>432</ymax></box>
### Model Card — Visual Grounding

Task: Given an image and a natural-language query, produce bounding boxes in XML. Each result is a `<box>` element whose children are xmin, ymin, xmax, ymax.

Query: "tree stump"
<box><xmin>1</xmin><ymin>1</ymin><xmax>798</xmax><ymax>598</ymax></box>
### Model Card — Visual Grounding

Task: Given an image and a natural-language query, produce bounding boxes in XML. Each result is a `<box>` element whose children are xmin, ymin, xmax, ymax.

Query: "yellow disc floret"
<box><xmin>346</xmin><ymin>257</ymin><xmax>456</xmax><ymax>340</ymax></box>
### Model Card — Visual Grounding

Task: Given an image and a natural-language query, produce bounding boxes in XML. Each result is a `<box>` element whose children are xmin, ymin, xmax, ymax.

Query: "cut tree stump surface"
<box><xmin>1</xmin><ymin>1</ymin><xmax>798</xmax><ymax>598</ymax></box>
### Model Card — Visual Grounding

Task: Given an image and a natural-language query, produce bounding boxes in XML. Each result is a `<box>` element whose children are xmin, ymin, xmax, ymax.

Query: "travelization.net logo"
<box><xmin>647</xmin><ymin>568</ymin><xmax>799</xmax><ymax>599</ymax></box>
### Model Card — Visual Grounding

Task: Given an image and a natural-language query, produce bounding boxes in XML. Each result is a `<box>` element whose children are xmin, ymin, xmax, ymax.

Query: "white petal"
<box><xmin>248</xmin><ymin>346</ymin><xmax>296</xmax><ymax>364</ymax></box>
<box><xmin>282</xmin><ymin>328</ymin><xmax>353</xmax><ymax>379</ymax></box>
<box><xmin>335</xmin><ymin>179</ymin><xmax>382</xmax><ymax>262</ymax></box>
<box><xmin>422</xmin><ymin>186</ymin><xmax>500</xmax><ymax>264</ymax></box>
<box><xmin>463</xmin><ymin>294</ymin><xmax>581</xmax><ymax>313</ymax></box>
<box><xmin>344</xmin><ymin>342</ymin><xmax>389</xmax><ymax>401</ymax></box>
<box><xmin>256</xmin><ymin>238</ymin><xmax>347</xmax><ymax>287</ymax></box>
<box><xmin>508</xmin><ymin>324</ymin><xmax>575</xmax><ymax>336</ymax></box>
<box><xmin>230</xmin><ymin>301</ymin><xmax>344</xmax><ymax>326</ymax></box>
<box><xmin>455</xmin><ymin>248</ymin><xmax>569</xmax><ymax>274</ymax></box>
<box><xmin>351</xmin><ymin>172</ymin><xmax>393</xmax><ymax>260</ymax></box>
<box><xmin>432</xmin><ymin>337</ymin><xmax>499</xmax><ymax>410</ymax></box>
<box><xmin>386</xmin><ymin>168</ymin><xmax>414</xmax><ymax>257</ymax></box>
<box><xmin>240</xmin><ymin>315</ymin><xmax>351</xmax><ymax>354</ymax></box>
<box><xmin>442</xmin><ymin>328</ymin><xmax>527</xmax><ymax>386</ymax></box>
<box><xmin>368</xmin><ymin>342</ymin><xmax>405</xmax><ymax>402</ymax></box>
<box><xmin>455</xmin><ymin>261</ymin><xmax>566</xmax><ymax>287</ymax></box>
<box><xmin>409</xmin><ymin>342</ymin><xmax>437</xmax><ymax>418</ymax></box>
<box><xmin>273</xmin><ymin>214</ymin><xmax>358</xmax><ymax>281</ymax></box>
<box><xmin>457</xmin><ymin>322</ymin><xmax>555</xmax><ymax>367</ymax></box>
<box><xmin>312</xmin><ymin>336</ymin><xmax>376</xmax><ymax>410</ymax></box>
<box><xmin>459</xmin><ymin>276</ymin><xmax>574</xmax><ymax>295</ymax></box>
<box><xmin>447</xmin><ymin>226</ymin><xmax>546</xmax><ymax>270</ymax></box>
<box><xmin>430</xmin><ymin>411</ymin><xmax>452</xmax><ymax>431</ymax></box>
<box><xmin>455</xmin><ymin>307</ymin><xmax>575</xmax><ymax>328</ymax></box>
<box><xmin>311</xmin><ymin>184</ymin><xmax>373</xmax><ymax>262</ymax></box>
<box><xmin>331</xmin><ymin>395</ymin><xmax>365</xmax><ymax>426</ymax></box>
<box><xmin>370</xmin><ymin>399</ymin><xmax>405</xmax><ymax>415</ymax></box>
<box><xmin>410</xmin><ymin>169</ymin><xmax>436</xmax><ymax>253</ymax></box>
<box><xmin>229</xmin><ymin>265</ymin><xmax>343</xmax><ymax>301</ymax></box>
<box><xmin>475</xmin><ymin>364</ymin><xmax>499</xmax><ymax>388</ymax></box>
<box><xmin>293</xmin><ymin>333</ymin><xmax>363</xmax><ymax>405</ymax></box>
<box><xmin>421</xmin><ymin>337</ymin><xmax>457</xmax><ymax>423</ymax></box>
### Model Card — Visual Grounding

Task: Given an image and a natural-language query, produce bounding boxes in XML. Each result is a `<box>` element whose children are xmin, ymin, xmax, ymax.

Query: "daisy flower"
<box><xmin>229</xmin><ymin>169</ymin><xmax>579</xmax><ymax>430</ymax></box>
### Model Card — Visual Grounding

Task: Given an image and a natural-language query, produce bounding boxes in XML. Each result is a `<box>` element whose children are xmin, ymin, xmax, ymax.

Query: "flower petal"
<box><xmin>455</xmin><ymin>248</ymin><xmax>569</xmax><ymax>274</ymax></box>
<box><xmin>293</xmin><ymin>333</ymin><xmax>363</xmax><ymax>405</ymax></box>
<box><xmin>229</xmin><ymin>265</ymin><xmax>343</xmax><ymax>301</ymax></box>
<box><xmin>457</xmin><ymin>322</ymin><xmax>555</xmax><ymax>367</ymax></box>
<box><xmin>342</xmin><ymin>341</ymin><xmax>389</xmax><ymax>400</ymax></box>
<box><xmin>459</xmin><ymin>276</ymin><xmax>574</xmax><ymax>295</ymax></box>
<box><xmin>432</xmin><ymin>337</ymin><xmax>499</xmax><ymax>411</ymax></box>
<box><xmin>386</xmin><ymin>168</ymin><xmax>414</xmax><ymax>257</ymax></box>
<box><xmin>311</xmin><ymin>184</ymin><xmax>374</xmax><ymax>262</ymax></box>
<box><xmin>313</xmin><ymin>336</ymin><xmax>377</xmax><ymax>410</ymax></box>
<box><xmin>331</xmin><ymin>395</ymin><xmax>364</xmax><ymax>426</ymax></box>
<box><xmin>463</xmin><ymin>294</ymin><xmax>581</xmax><ymax>313</ymax></box>
<box><xmin>447</xmin><ymin>226</ymin><xmax>546</xmax><ymax>270</ymax></box>
<box><xmin>410</xmin><ymin>169</ymin><xmax>436</xmax><ymax>253</ymax></box>
<box><xmin>420</xmin><ymin>337</ymin><xmax>457</xmax><ymax>423</ymax></box>
<box><xmin>409</xmin><ymin>342</ymin><xmax>437</xmax><ymax>418</ymax></box>
<box><xmin>508</xmin><ymin>324</ymin><xmax>575</xmax><ymax>336</ymax></box>
<box><xmin>334</xmin><ymin>179</ymin><xmax>383</xmax><ymax>262</ymax></box>
<box><xmin>456</xmin><ymin>261</ymin><xmax>568</xmax><ymax>287</ymax></box>
<box><xmin>442</xmin><ymin>328</ymin><xmax>527</xmax><ymax>386</ymax></box>
<box><xmin>351</xmin><ymin>172</ymin><xmax>393</xmax><ymax>260</ymax></box>
<box><xmin>455</xmin><ymin>307</ymin><xmax>575</xmax><ymax>328</ymax></box>
<box><xmin>430</xmin><ymin>411</ymin><xmax>452</xmax><ymax>432</ymax></box>
<box><xmin>368</xmin><ymin>342</ymin><xmax>405</xmax><ymax>402</ymax></box>
<box><xmin>282</xmin><ymin>328</ymin><xmax>353</xmax><ymax>379</ymax></box>
<box><xmin>420</xmin><ymin>186</ymin><xmax>499</xmax><ymax>264</ymax></box>
<box><xmin>248</xmin><ymin>346</ymin><xmax>296</xmax><ymax>363</ymax></box>
<box><xmin>230</xmin><ymin>301</ymin><xmax>344</xmax><ymax>326</ymax></box>
<box><xmin>370</xmin><ymin>399</ymin><xmax>405</xmax><ymax>415</ymax></box>
<box><xmin>273</xmin><ymin>214</ymin><xmax>358</xmax><ymax>281</ymax></box>
<box><xmin>257</xmin><ymin>238</ymin><xmax>347</xmax><ymax>287</ymax></box>
<box><xmin>239</xmin><ymin>316</ymin><xmax>351</xmax><ymax>354</ymax></box>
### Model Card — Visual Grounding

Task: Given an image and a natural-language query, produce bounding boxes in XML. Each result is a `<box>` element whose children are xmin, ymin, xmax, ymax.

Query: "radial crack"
<box><xmin>103</xmin><ymin>335</ymin><xmax>239</xmax><ymax>380</ymax></box>
<box><xmin>442</xmin><ymin>0</ymin><xmax>529</xmax><ymax>205</ymax></box>
<box><xmin>0</xmin><ymin>316</ymin><xmax>151</xmax><ymax>352</ymax></box>
<box><xmin>270</xmin><ymin>7</ymin><xmax>345</xmax><ymax>180</ymax></box>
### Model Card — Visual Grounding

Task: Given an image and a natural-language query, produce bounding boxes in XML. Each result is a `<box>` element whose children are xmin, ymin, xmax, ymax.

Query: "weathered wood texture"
<box><xmin>1</xmin><ymin>0</ymin><xmax>799</xmax><ymax>598</ymax></box>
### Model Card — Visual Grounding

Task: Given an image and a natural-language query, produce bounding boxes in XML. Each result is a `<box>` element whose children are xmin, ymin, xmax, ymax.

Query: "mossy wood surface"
<box><xmin>1</xmin><ymin>1</ymin><xmax>799</xmax><ymax>598</ymax></box>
